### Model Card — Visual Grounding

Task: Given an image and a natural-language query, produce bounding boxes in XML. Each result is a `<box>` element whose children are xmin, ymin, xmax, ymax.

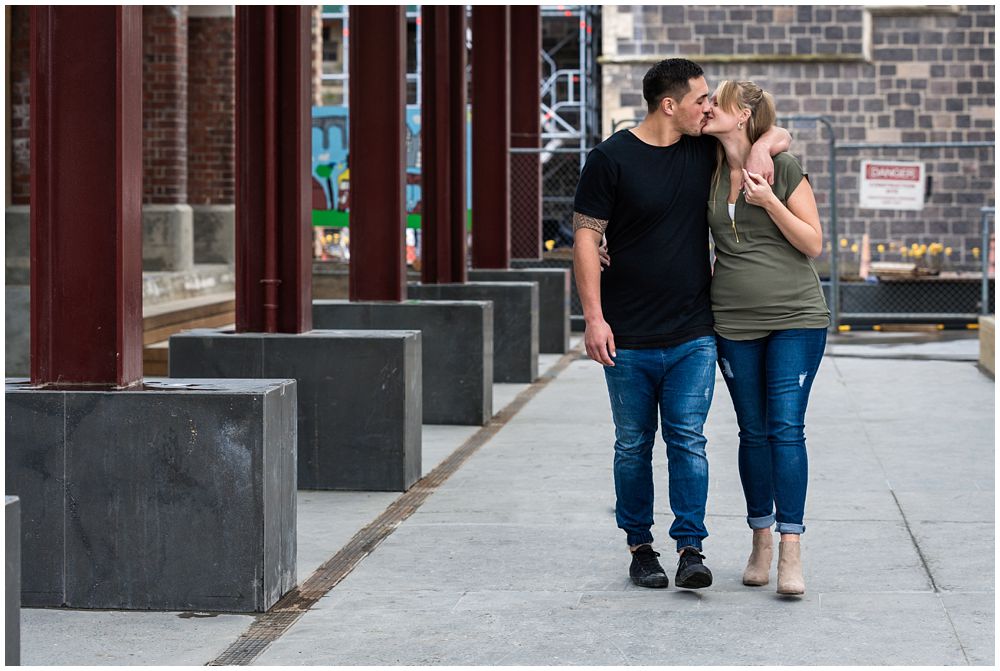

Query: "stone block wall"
<box><xmin>600</xmin><ymin>5</ymin><xmax>995</xmax><ymax>269</ymax></box>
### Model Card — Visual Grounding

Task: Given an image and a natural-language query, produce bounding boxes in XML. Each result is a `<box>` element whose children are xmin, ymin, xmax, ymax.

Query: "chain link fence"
<box><xmin>510</xmin><ymin>147</ymin><xmax>586</xmax><ymax>256</ymax></box>
<box><xmin>509</xmin><ymin>147</ymin><xmax>589</xmax><ymax>321</ymax></box>
<box><xmin>829</xmin><ymin>141</ymin><xmax>994</xmax><ymax>327</ymax></box>
<box><xmin>521</xmin><ymin>119</ymin><xmax>996</xmax><ymax>330</ymax></box>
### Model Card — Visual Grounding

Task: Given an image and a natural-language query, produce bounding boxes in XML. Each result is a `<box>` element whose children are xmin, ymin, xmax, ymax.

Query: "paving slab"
<box><xmin>257</xmin><ymin>345</ymin><xmax>993</xmax><ymax>667</ymax></box>
<box><xmin>827</xmin><ymin>331</ymin><xmax>980</xmax><ymax>361</ymax></box>
<box><xmin>20</xmin><ymin>609</ymin><xmax>253</xmax><ymax>666</ymax></box>
<box><xmin>909</xmin><ymin>520</ymin><xmax>996</xmax><ymax>593</ymax></box>
<box><xmin>939</xmin><ymin>591</ymin><xmax>997</xmax><ymax>665</ymax></box>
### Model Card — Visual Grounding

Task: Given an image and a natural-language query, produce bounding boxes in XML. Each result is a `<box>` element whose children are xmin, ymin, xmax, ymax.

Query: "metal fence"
<box><xmin>508</xmin><ymin>147</ymin><xmax>589</xmax><ymax>317</ymax></box>
<box><xmin>517</xmin><ymin>119</ymin><xmax>996</xmax><ymax>329</ymax></box>
<box><xmin>510</xmin><ymin>147</ymin><xmax>587</xmax><ymax>256</ymax></box>
<box><xmin>828</xmin><ymin>139</ymin><xmax>994</xmax><ymax>327</ymax></box>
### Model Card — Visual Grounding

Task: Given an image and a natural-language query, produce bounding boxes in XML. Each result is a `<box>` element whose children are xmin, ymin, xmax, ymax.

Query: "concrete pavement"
<box><xmin>19</xmin><ymin>334</ymin><xmax>995</xmax><ymax>665</ymax></box>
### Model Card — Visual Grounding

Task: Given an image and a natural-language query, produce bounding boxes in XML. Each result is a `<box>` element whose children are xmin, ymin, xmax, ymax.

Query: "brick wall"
<box><xmin>9</xmin><ymin>6</ymin><xmax>30</xmax><ymax>205</ymax></box>
<box><xmin>600</xmin><ymin>5</ymin><xmax>995</xmax><ymax>269</ymax></box>
<box><xmin>143</xmin><ymin>5</ymin><xmax>189</xmax><ymax>205</ymax></box>
<box><xmin>188</xmin><ymin>14</ymin><xmax>235</xmax><ymax>204</ymax></box>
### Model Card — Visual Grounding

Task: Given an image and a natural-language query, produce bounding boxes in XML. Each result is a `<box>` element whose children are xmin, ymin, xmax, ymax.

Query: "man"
<box><xmin>573</xmin><ymin>58</ymin><xmax>790</xmax><ymax>589</ymax></box>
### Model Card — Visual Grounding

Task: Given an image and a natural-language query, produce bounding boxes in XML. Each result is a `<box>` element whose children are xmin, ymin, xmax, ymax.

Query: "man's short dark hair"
<box><xmin>643</xmin><ymin>58</ymin><xmax>705</xmax><ymax>113</ymax></box>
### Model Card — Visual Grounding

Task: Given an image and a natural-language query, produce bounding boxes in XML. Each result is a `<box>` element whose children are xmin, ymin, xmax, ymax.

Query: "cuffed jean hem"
<box><xmin>775</xmin><ymin>522</ymin><xmax>805</xmax><ymax>534</ymax></box>
<box><xmin>674</xmin><ymin>536</ymin><xmax>704</xmax><ymax>552</ymax></box>
<box><xmin>626</xmin><ymin>531</ymin><xmax>654</xmax><ymax>547</ymax></box>
<box><xmin>747</xmin><ymin>514</ymin><xmax>775</xmax><ymax>530</ymax></box>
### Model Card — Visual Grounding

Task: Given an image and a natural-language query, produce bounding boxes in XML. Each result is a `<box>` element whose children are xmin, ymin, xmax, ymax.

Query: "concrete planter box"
<box><xmin>5</xmin><ymin>378</ymin><xmax>297</xmax><ymax>612</ymax></box>
<box><xmin>170</xmin><ymin>329</ymin><xmax>422</xmax><ymax>491</ymax></box>
<box><xmin>468</xmin><ymin>268</ymin><xmax>570</xmax><ymax>354</ymax></box>
<box><xmin>313</xmin><ymin>300</ymin><xmax>493</xmax><ymax>426</ymax></box>
<box><xmin>408</xmin><ymin>282</ymin><xmax>538</xmax><ymax>383</ymax></box>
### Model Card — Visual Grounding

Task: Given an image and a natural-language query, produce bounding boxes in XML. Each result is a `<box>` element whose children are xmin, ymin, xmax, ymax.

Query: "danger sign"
<box><xmin>859</xmin><ymin>160</ymin><xmax>926</xmax><ymax>211</ymax></box>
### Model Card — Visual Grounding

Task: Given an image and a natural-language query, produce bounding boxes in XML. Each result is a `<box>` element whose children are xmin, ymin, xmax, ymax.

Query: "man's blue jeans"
<box><xmin>716</xmin><ymin>328</ymin><xmax>827</xmax><ymax>535</ymax></box>
<box><xmin>602</xmin><ymin>336</ymin><xmax>716</xmax><ymax>551</ymax></box>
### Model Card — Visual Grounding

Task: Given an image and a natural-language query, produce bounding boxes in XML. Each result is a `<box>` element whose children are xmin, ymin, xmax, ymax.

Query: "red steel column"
<box><xmin>509</xmin><ymin>6</ymin><xmax>542</xmax><ymax>260</ymax></box>
<box><xmin>420</xmin><ymin>6</ymin><xmax>447</xmax><ymax>284</ymax></box>
<box><xmin>30</xmin><ymin>7</ymin><xmax>143</xmax><ymax>387</ymax></box>
<box><xmin>447</xmin><ymin>6</ymin><xmax>469</xmax><ymax>281</ymax></box>
<box><xmin>235</xmin><ymin>6</ymin><xmax>312</xmax><ymax>332</ymax></box>
<box><xmin>420</xmin><ymin>6</ymin><xmax>467</xmax><ymax>284</ymax></box>
<box><xmin>470</xmin><ymin>6</ymin><xmax>511</xmax><ymax>269</ymax></box>
<box><xmin>348</xmin><ymin>6</ymin><xmax>406</xmax><ymax>301</ymax></box>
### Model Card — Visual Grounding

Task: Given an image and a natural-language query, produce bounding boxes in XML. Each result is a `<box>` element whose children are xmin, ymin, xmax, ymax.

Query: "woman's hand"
<box><xmin>741</xmin><ymin>168</ymin><xmax>778</xmax><ymax>209</ymax></box>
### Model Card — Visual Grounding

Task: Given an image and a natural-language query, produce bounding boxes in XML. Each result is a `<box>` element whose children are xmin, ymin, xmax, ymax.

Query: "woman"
<box><xmin>701</xmin><ymin>80</ymin><xmax>830</xmax><ymax>595</ymax></box>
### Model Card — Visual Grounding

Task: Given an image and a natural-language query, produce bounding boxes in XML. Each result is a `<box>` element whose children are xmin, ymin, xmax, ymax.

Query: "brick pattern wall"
<box><xmin>143</xmin><ymin>5</ymin><xmax>189</xmax><ymax>205</ymax></box>
<box><xmin>9</xmin><ymin>6</ymin><xmax>30</xmax><ymax>205</ymax></box>
<box><xmin>188</xmin><ymin>15</ymin><xmax>235</xmax><ymax>204</ymax></box>
<box><xmin>600</xmin><ymin>5</ymin><xmax>995</xmax><ymax>269</ymax></box>
<box><xmin>613</xmin><ymin>5</ymin><xmax>866</xmax><ymax>59</ymax></box>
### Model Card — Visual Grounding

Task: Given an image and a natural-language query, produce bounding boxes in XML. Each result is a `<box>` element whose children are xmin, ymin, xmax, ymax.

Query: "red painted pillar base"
<box><xmin>235</xmin><ymin>6</ymin><xmax>312</xmax><ymax>333</ymax></box>
<box><xmin>30</xmin><ymin>7</ymin><xmax>143</xmax><ymax>387</ymax></box>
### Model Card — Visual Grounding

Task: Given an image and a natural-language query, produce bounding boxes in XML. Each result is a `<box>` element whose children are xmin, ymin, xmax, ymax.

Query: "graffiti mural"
<box><xmin>311</xmin><ymin>105</ymin><xmax>473</xmax><ymax>232</ymax></box>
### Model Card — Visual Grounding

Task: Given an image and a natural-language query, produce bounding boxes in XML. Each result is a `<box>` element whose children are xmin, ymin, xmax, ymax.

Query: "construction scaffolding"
<box><xmin>314</xmin><ymin>6</ymin><xmax>603</xmax><ymax>264</ymax></box>
<box><xmin>318</xmin><ymin>5</ymin><xmax>422</xmax><ymax>107</ymax></box>
<box><xmin>539</xmin><ymin>5</ymin><xmax>601</xmax><ymax>163</ymax></box>
<box><xmin>318</xmin><ymin>5</ymin><xmax>600</xmax><ymax>152</ymax></box>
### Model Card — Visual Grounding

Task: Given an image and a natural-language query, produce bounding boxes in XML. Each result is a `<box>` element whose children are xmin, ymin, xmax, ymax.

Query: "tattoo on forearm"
<box><xmin>573</xmin><ymin>212</ymin><xmax>608</xmax><ymax>235</ymax></box>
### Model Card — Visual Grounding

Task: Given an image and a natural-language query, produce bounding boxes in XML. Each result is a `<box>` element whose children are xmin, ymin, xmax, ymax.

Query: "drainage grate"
<box><xmin>208</xmin><ymin>345</ymin><xmax>585</xmax><ymax>666</ymax></box>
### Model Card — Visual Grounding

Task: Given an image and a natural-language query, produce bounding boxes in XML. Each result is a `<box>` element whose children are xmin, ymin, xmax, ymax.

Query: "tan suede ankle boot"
<box><xmin>742</xmin><ymin>533</ymin><xmax>773</xmax><ymax>586</ymax></box>
<box><xmin>776</xmin><ymin>540</ymin><xmax>805</xmax><ymax>595</ymax></box>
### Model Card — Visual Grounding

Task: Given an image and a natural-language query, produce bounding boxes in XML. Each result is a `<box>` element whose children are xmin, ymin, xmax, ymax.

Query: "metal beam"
<box><xmin>471</xmin><ymin>6</ymin><xmax>511</xmax><ymax>269</ymax></box>
<box><xmin>348</xmin><ymin>6</ymin><xmax>406</xmax><ymax>301</ymax></box>
<box><xmin>420</xmin><ymin>5</ymin><xmax>468</xmax><ymax>284</ymax></box>
<box><xmin>235</xmin><ymin>6</ymin><xmax>313</xmax><ymax>332</ymax></box>
<box><xmin>29</xmin><ymin>7</ymin><xmax>143</xmax><ymax>387</ymax></box>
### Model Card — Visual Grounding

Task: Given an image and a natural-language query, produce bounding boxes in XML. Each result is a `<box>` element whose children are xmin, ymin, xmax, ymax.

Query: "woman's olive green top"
<box><xmin>708</xmin><ymin>152</ymin><xmax>830</xmax><ymax>340</ymax></box>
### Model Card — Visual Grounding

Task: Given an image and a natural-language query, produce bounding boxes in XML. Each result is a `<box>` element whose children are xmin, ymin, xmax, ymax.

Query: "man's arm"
<box><xmin>745</xmin><ymin>125</ymin><xmax>792</xmax><ymax>185</ymax></box>
<box><xmin>573</xmin><ymin>212</ymin><xmax>616</xmax><ymax>366</ymax></box>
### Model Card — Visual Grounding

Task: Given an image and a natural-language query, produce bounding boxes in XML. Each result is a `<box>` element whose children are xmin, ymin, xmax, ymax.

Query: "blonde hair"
<box><xmin>710</xmin><ymin>80</ymin><xmax>777</xmax><ymax>210</ymax></box>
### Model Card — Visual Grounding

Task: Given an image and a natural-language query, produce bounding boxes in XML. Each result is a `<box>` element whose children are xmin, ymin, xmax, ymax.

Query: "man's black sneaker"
<box><xmin>675</xmin><ymin>547</ymin><xmax>713</xmax><ymax>589</ymax></box>
<box><xmin>629</xmin><ymin>545</ymin><xmax>670</xmax><ymax>588</ymax></box>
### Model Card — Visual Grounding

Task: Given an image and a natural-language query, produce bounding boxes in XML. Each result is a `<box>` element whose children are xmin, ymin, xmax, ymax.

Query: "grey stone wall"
<box><xmin>600</xmin><ymin>5</ymin><xmax>995</xmax><ymax>270</ymax></box>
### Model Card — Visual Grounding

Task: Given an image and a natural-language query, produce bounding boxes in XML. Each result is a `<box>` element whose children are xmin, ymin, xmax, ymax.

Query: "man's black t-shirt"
<box><xmin>573</xmin><ymin>129</ymin><xmax>717</xmax><ymax>349</ymax></box>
